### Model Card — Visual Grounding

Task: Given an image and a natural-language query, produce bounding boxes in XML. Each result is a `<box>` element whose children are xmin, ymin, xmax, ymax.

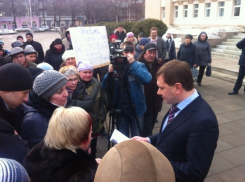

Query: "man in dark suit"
<box><xmin>132</xmin><ymin>60</ymin><xmax>219</xmax><ymax>182</ymax></box>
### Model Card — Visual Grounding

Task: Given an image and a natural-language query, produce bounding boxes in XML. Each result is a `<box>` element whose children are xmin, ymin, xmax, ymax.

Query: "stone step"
<box><xmin>221</xmin><ymin>42</ymin><xmax>236</xmax><ymax>46</ymax></box>
<box><xmin>212</xmin><ymin>66</ymin><xmax>238</xmax><ymax>77</ymax></box>
<box><xmin>223</xmin><ymin>49</ymin><xmax>241</xmax><ymax>55</ymax></box>
<box><xmin>211</xmin><ymin>52</ymin><xmax>239</xmax><ymax>59</ymax></box>
<box><xmin>232</xmin><ymin>35</ymin><xmax>245</xmax><ymax>39</ymax></box>
<box><xmin>212</xmin><ymin>70</ymin><xmax>245</xmax><ymax>85</ymax></box>
<box><xmin>212</xmin><ymin>48</ymin><xmax>224</xmax><ymax>53</ymax></box>
<box><xmin>226</xmin><ymin>38</ymin><xmax>241</xmax><ymax>42</ymax></box>
<box><xmin>216</xmin><ymin>45</ymin><xmax>239</xmax><ymax>51</ymax></box>
<box><xmin>237</xmin><ymin>33</ymin><xmax>245</xmax><ymax>36</ymax></box>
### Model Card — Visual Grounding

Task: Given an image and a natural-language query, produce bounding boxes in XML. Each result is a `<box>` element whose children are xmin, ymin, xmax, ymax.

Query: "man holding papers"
<box><xmin>132</xmin><ymin>60</ymin><xmax>219</xmax><ymax>182</ymax></box>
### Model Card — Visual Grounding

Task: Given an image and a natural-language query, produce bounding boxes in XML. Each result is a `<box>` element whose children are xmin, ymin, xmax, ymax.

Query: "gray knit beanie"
<box><xmin>0</xmin><ymin>158</ymin><xmax>30</xmax><ymax>182</ymax></box>
<box><xmin>33</xmin><ymin>70</ymin><xmax>67</xmax><ymax>99</ymax></box>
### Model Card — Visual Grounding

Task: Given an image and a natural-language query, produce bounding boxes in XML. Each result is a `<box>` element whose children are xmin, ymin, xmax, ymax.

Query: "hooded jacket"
<box><xmin>23</xmin><ymin>141</ymin><xmax>97</xmax><ymax>182</ymax></box>
<box><xmin>177</xmin><ymin>42</ymin><xmax>198</xmax><ymax>67</ymax></box>
<box><xmin>236</xmin><ymin>38</ymin><xmax>245</xmax><ymax>67</ymax></box>
<box><xmin>114</xmin><ymin>29</ymin><xmax>127</xmax><ymax>43</ymax></box>
<box><xmin>163</xmin><ymin>33</ymin><xmax>176</xmax><ymax>60</ymax></box>
<box><xmin>0</xmin><ymin>96</ymin><xmax>29</xmax><ymax>164</ymax></box>
<box><xmin>62</xmin><ymin>29</ymin><xmax>72</xmax><ymax>50</ymax></box>
<box><xmin>24</xmin><ymin>41</ymin><xmax>44</xmax><ymax>62</ymax></box>
<box><xmin>194</xmin><ymin>32</ymin><xmax>212</xmax><ymax>66</ymax></box>
<box><xmin>44</xmin><ymin>41</ymin><xmax>65</xmax><ymax>71</ymax></box>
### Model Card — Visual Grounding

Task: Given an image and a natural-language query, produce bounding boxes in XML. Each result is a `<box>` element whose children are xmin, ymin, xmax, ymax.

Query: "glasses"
<box><xmin>68</xmin><ymin>78</ymin><xmax>78</xmax><ymax>82</ymax></box>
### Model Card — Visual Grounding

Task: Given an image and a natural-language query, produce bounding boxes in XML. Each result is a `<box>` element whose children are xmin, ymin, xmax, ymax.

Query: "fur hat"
<box><xmin>94</xmin><ymin>140</ymin><xmax>175</xmax><ymax>182</ymax></box>
<box><xmin>0</xmin><ymin>158</ymin><xmax>30</xmax><ymax>182</ymax></box>
<box><xmin>53</xmin><ymin>38</ymin><xmax>62</xmax><ymax>45</ymax></box>
<box><xmin>62</xmin><ymin>50</ymin><xmax>76</xmax><ymax>61</ymax></box>
<box><xmin>33</xmin><ymin>70</ymin><xmax>67</xmax><ymax>99</ymax></box>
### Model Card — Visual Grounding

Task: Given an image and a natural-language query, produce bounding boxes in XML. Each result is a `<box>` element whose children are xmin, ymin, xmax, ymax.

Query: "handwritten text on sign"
<box><xmin>69</xmin><ymin>26</ymin><xmax>110</xmax><ymax>68</ymax></box>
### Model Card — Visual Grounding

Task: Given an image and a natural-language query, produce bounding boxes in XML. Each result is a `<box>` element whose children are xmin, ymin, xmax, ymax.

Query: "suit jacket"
<box><xmin>149</xmin><ymin>95</ymin><xmax>219</xmax><ymax>182</ymax></box>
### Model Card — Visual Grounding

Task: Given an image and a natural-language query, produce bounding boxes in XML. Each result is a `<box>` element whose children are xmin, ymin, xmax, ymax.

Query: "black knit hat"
<box><xmin>26</xmin><ymin>32</ymin><xmax>33</xmax><ymax>38</ymax></box>
<box><xmin>185</xmin><ymin>34</ymin><xmax>193</xmax><ymax>40</ymax></box>
<box><xmin>53</xmin><ymin>38</ymin><xmax>62</xmax><ymax>45</ymax></box>
<box><xmin>0</xmin><ymin>63</ymin><xmax>33</xmax><ymax>91</ymax></box>
<box><xmin>17</xmin><ymin>35</ymin><xmax>23</xmax><ymax>40</ymax></box>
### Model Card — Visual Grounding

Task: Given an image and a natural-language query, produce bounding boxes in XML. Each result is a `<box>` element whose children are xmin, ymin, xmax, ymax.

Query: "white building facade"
<box><xmin>145</xmin><ymin>0</ymin><xmax>245</xmax><ymax>27</ymax></box>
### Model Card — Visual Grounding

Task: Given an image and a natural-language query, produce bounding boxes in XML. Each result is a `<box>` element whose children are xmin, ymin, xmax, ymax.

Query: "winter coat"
<box><xmin>0</xmin><ymin>50</ymin><xmax>8</xmax><ymax>58</ymax></box>
<box><xmin>44</xmin><ymin>42</ymin><xmax>65</xmax><ymax>71</ymax></box>
<box><xmin>82</xmin><ymin>78</ymin><xmax>107</xmax><ymax>136</ymax></box>
<box><xmin>23</xmin><ymin>141</ymin><xmax>97</xmax><ymax>182</ymax></box>
<box><xmin>0</xmin><ymin>57</ymin><xmax>8</xmax><ymax>67</ymax></box>
<box><xmin>21</xmin><ymin>91</ymin><xmax>59</xmax><ymax>149</ymax></box>
<box><xmin>177</xmin><ymin>42</ymin><xmax>198</xmax><ymax>67</ymax></box>
<box><xmin>26</xmin><ymin>61</ymin><xmax>37</xmax><ymax>68</ymax></box>
<box><xmin>138</xmin><ymin>55</ymin><xmax>163</xmax><ymax>114</ymax></box>
<box><xmin>102</xmin><ymin>61</ymin><xmax>152</xmax><ymax>116</ymax></box>
<box><xmin>71</xmin><ymin>82</ymin><xmax>93</xmax><ymax>113</ymax></box>
<box><xmin>236</xmin><ymin>38</ymin><xmax>245</xmax><ymax>67</ymax></box>
<box><xmin>0</xmin><ymin>96</ymin><xmax>29</xmax><ymax>164</ymax></box>
<box><xmin>62</xmin><ymin>29</ymin><xmax>72</xmax><ymax>50</ymax></box>
<box><xmin>24</xmin><ymin>41</ymin><xmax>44</xmax><ymax>62</ymax></box>
<box><xmin>109</xmin><ymin>42</ymin><xmax>119</xmax><ymax>55</ymax></box>
<box><xmin>59</xmin><ymin>28</ymin><xmax>66</xmax><ymax>39</ymax></box>
<box><xmin>194</xmin><ymin>32</ymin><xmax>212</xmax><ymax>66</ymax></box>
<box><xmin>114</xmin><ymin>29</ymin><xmax>127</xmax><ymax>43</ymax></box>
<box><xmin>163</xmin><ymin>34</ymin><xmax>176</xmax><ymax>60</ymax></box>
<box><xmin>135</xmin><ymin>44</ymin><xmax>143</xmax><ymax>61</ymax></box>
<box><xmin>121</xmin><ymin>37</ymin><xmax>138</xmax><ymax>48</ymax></box>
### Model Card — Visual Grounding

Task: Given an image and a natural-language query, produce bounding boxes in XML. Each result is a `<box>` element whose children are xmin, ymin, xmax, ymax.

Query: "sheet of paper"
<box><xmin>110</xmin><ymin>129</ymin><xmax>130</xmax><ymax>144</ymax></box>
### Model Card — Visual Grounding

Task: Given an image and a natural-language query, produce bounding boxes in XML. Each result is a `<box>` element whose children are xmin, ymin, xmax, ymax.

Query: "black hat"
<box><xmin>11</xmin><ymin>41</ymin><xmax>23</xmax><ymax>48</ymax></box>
<box><xmin>0</xmin><ymin>63</ymin><xmax>33</xmax><ymax>91</ymax></box>
<box><xmin>143</xmin><ymin>43</ymin><xmax>157</xmax><ymax>53</ymax></box>
<box><xmin>138</xmin><ymin>32</ymin><xmax>145</xmax><ymax>38</ymax></box>
<box><xmin>53</xmin><ymin>38</ymin><xmax>62</xmax><ymax>45</ymax></box>
<box><xmin>26</xmin><ymin>67</ymin><xmax>43</xmax><ymax>81</ymax></box>
<box><xmin>10</xmin><ymin>47</ymin><xmax>24</xmax><ymax>57</ymax></box>
<box><xmin>17</xmin><ymin>35</ymin><xmax>23</xmax><ymax>40</ymax></box>
<box><xmin>185</xmin><ymin>34</ymin><xmax>193</xmax><ymax>40</ymax></box>
<box><xmin>26</xmin><ymin>32</ymin><xmax>33</xmax><ymax>38</ymax></box>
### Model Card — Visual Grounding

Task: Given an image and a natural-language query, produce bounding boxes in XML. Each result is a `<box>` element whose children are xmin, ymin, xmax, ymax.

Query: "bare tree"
<box><xmin>5</xmin><ymin>0</ymin><xmax>19</xmax><ymax>28</ymax></box>
<box><xmin>67</xmin><ymin>0</ymin><xmax>82</xmax><ymax>26</ymax></box>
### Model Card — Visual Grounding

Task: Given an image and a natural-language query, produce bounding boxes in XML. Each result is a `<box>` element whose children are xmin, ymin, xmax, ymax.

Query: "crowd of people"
<box><xmin>0</xmin><ymin>25</ymin><xmax>221</xmax><ymax>182</ymax></box>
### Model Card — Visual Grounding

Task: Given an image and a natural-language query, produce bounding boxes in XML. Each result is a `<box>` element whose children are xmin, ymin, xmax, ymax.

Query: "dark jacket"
<box><xmin>109</xmin><ymin>42</ymin><xmax>119</xmax><ymax>55</ymax></box>
<box><xmin>44</xmin><ymin>42</ymin><xmax>65</xmax><ymax>71</ymax></box>
<box><xmin>71</xmin><ymin>82</ymin><xmax>94</xmax><ymax>112</ymax></box>
<box><xmin>114</xmin><ymin>29</ymin><xmax>126</xmax><ymax>43</ymax></box>
<box><xmin>135</xmin><ymin>44</ymin><xmax>143</xmax><ymax>61</ymax></box>
<box><xmin>151</xmin><ymin>37</ymin><xmax>166</xmax><ymax>61</ymax></box>
<box><xmin>23</xmin><ymin>141</ymin><xmax>97</xmax><ymax>182</ymax></box>
<box><xmin>83</xmin><ymin>78</ymin><xmax>107</xmax><ymax>136</ymax></box>
<box><xmin>102</xmin><ymin>61</ymin><xmax>152</xmax><ymax>116</ymax></box>
<box><xmin>24</xmin><ymin>41</ymin><xmax>44</xmax><ymax>62</ymax></box>
<box><xmin>0</xmin><ymin>96</ymin><xmax>29</xmax><ymax>164</ymax></box>
<box><xmin>0</xmin><ymin>50</ymin><xmax>8</xmax><ymax>58</ymax></box>
<box><xmin>138</xmin><ymin>55</ymin><xmax>163</xmax><ymax>114</ymax></box>
<box><xmin>0</xmin><ymin>57</ymin><xmax>8</xmax><ymax>67</ymax></box>
<box><xmin>194</xmin><ymin>32</ymin><xmax>212</xmax><ymax>66</ymax></box>
<box><xmin>21</xmin><ymin>91</ymin><xmax>59</xmax><ymax>149</ymax></box>
<box><xmin>163</xmin><ymin>34</ymin><xmax>176</xmax><ymax>60</ymax></box>
<box><xmin>149</xmin><ymin>95</ymin><xmax>219</xmax><ymax>182</ymax></box>
<box><xmin>236</xmin><ymin>38</ymin><xmax>245</xmax><ymax>67</ymax></box>
<box><xmin>177</xmin><ymin>42</ymin><xmax>198</xmax><ymax>67</ymax></box>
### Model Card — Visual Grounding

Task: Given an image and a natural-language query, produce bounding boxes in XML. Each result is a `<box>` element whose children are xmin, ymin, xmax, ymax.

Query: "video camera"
<box><xmin>110</xmin><ymin>46</ymin><xmax>134</xmax><ymax>72</ymax></box>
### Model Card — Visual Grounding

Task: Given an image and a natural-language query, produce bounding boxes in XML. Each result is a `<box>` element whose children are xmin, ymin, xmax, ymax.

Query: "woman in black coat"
<box><xmin>177</xmin><ymin>34</ymin><xmax>198</xmax><ymax>68</ymax></box>
<box><xmin>163</xmin><ymin>33</ymin><xmax>176</xmax><ymax>62</ymax></box>
<box><xmin>44</xmin><ymin>38</ymin><xmax>65</xmax><ymax>71</ymax></box>
<box><xmin>23</xmin><ymin>107</ymin><xmax>98</xmax><ymax>182</ymax></box>
<box><xmin>194</xmin><ymin>32</ymin><xmax>212</xmax><ymax>86</ymax></box>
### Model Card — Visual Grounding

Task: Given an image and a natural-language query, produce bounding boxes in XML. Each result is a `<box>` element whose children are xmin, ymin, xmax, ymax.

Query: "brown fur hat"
<box><xmin>94</xmin><ymin>140</ymin><xmax>175</xmax><ymax>182</ymax></box>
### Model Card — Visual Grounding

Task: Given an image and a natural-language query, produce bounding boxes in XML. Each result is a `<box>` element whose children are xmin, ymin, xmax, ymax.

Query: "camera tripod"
<box><xmin>106</xmin><ymin>70</ymin><xmax>142</xmax><ymax>150</ymax></box>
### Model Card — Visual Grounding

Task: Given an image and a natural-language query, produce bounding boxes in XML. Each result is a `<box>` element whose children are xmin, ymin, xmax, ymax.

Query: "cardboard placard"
<box><xmin>69</xmin><ymin>26</ymin><xmax>110</xmax><ymax>68</ymax></box>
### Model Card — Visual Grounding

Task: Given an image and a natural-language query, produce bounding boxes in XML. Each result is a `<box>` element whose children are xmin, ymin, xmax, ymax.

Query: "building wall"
<box><xmin>146</xmin><ymin>0</ymin><xmax>245</xmax><ymax>27</ymax></box>
<box><xmin>0</xmin><ymin>17</ymin><xmax>40</xmax><ymax>29</ymax></box>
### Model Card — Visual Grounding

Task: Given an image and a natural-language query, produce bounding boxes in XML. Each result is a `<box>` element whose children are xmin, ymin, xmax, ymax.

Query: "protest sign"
<box><xmin>69</xmin><ymin>26</ymin><xmax>110</xmax><ymax>68</ymax></box>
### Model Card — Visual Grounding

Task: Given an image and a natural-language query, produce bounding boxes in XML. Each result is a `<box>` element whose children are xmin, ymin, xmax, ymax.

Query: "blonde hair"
<box><xmin>59</xmin><ymin>65</ymin><xmax>79</xmax><ymax>78</ymax></box>
<box><xmin>44</xmin><ymin>107</ymin><xmax>92</xmax><ymax>153</ymax></box>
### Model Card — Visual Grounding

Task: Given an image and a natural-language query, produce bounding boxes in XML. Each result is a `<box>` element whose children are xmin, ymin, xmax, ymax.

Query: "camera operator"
<box><xmin>102</xmin><ymin>41</ymin><xmax>152</xmax><ymax>138</ymax></box>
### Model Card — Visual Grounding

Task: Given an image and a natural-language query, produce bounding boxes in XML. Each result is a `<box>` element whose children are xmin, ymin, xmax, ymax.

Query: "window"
<box><xmin>234</xmin><ymin>0</ymin><xmax>241</xmax><ymax>16</ymax></box>
<box><xmin>205</xmin><ymin>3</ymin><xmax>211</xmax><ymax>17</ymax></box>
<box><xmin>162</xmin><ymin>7</ymin><xmax>165</xmax><ymax>19</ymax></box>
<box><xmin>183</xmin><ymin>5</ymin><xmax>188</xmax><ymax>18</ymax></box>
<box><xmin>174</xmin><ymin>6</ymin><xmax>178</xmax><ymax>18</ymax></box>
<box><xmin>193</xmin><ymin>4</ymin><xmax>198</xmax><ymax>18</ymax></box>
<box><xmin>218</xmin><ymin>2</ymin><xmax>225</xmax><ymax>17</ymax></box>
